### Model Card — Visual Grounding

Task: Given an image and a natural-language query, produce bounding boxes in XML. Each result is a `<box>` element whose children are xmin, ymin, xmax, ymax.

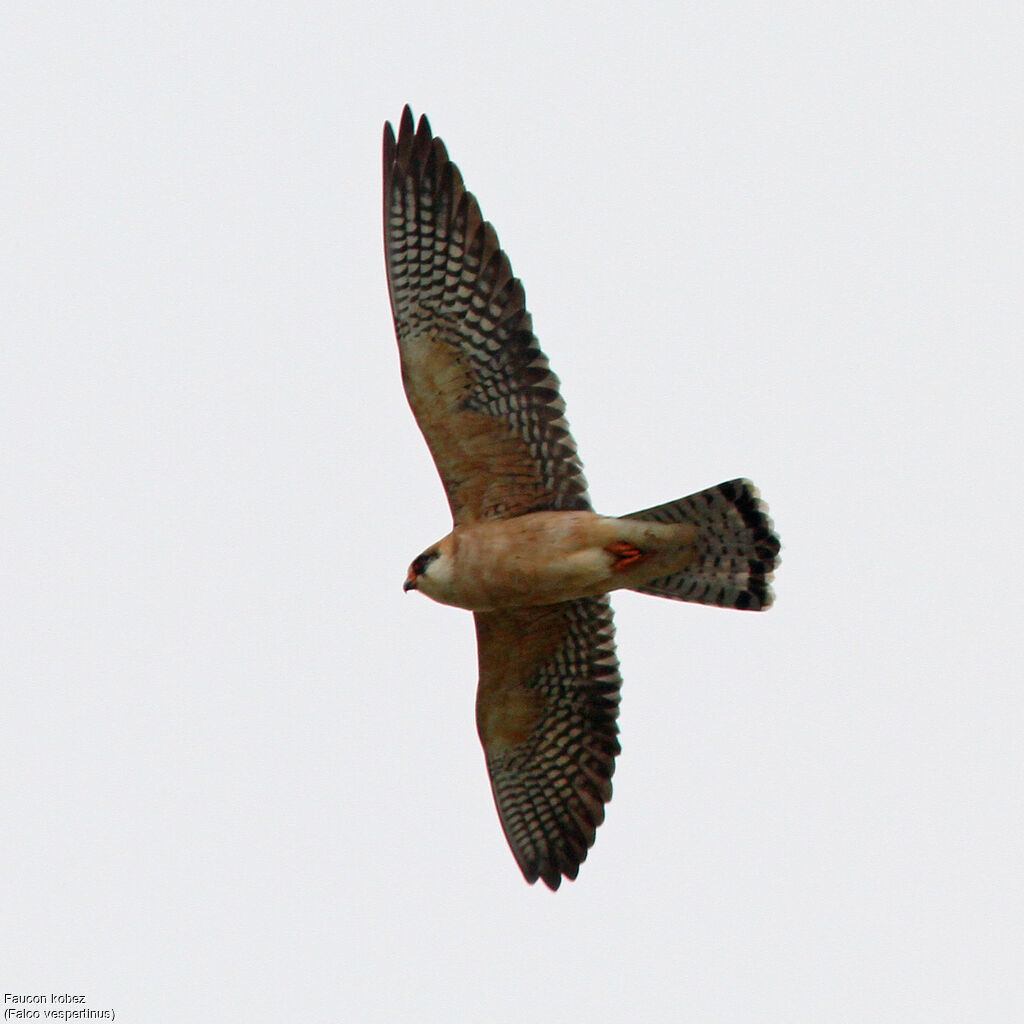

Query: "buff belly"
<box><xmin>437</xmin><ymin>511</ymin><xmax>698</xmax><ymax>611</ymax></box>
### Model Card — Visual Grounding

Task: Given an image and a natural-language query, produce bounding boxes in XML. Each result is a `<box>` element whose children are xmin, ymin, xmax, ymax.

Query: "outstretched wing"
<box><xmin>383</xmin><ymin>107</ymin><xmax>590</xmax><ymax>524</ymax></box>
<box><xmin>474</xmin><ymin>596</ymin><xmax>622</xmax><ymax>889</ymax></box>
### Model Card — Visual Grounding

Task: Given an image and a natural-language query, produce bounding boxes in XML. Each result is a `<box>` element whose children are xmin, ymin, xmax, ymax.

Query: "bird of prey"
<box><xmin>383</xmin><ymin>107</ymin><xmax>780</xmax><ymax>889</ymax></box>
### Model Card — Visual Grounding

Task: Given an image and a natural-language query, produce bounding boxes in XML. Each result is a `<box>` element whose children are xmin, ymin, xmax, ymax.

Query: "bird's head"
<box><xmin>403</xmin><ymin>538</ymin><xmax>454</xmax><ymax>602</ymax></box>
<box><xmin>403</xmin><ymin>548</ymin><xmax>437</xmax><ymax>593</ymax></box>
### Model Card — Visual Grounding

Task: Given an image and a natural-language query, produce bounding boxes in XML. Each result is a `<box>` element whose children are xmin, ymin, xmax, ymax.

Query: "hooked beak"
<box><xmin>403</xmin><ymin>571</ymin><xmax>417</xmax><ymax>592</ymax></box>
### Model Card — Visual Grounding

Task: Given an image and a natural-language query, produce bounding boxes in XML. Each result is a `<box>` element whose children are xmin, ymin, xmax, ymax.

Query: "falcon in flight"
<box><xmin>383</xmin><ymin>107</ymin><xmax>780</xmax><ymax>889</ymax></box>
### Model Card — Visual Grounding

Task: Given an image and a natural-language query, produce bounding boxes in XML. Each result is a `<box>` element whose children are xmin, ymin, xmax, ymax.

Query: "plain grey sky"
<box><xmin>3</xmin><ymin>2</ymin><xmax>1022</xmax><ymax>1021</ymax></box>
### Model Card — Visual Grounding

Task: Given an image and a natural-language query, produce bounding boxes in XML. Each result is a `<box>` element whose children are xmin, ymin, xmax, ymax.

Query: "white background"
<box><xmin>3</xmin><ymin>2</ymin><xmax>1022</xmax><ymax>1021</ymax></box>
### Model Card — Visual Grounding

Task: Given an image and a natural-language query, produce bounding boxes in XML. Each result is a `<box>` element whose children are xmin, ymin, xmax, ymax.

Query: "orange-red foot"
<box><xmin>606</xmin><ymin>541</ymin><xmax>650</xmax><ymax>571</ymax></box>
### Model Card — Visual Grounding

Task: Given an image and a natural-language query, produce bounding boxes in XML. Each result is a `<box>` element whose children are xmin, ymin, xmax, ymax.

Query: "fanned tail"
<box><xmin>622</xmin><ymin>479</ymin><xmax>780</xmax><ymax>610</ymax></box>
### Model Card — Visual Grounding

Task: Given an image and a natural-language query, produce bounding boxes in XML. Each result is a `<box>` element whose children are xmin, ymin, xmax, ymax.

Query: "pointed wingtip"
<box><xmin>384</xmin><ymin>106</ymin><xmax>417</xmax><ymax>156</ymax></box>
<box><xmin>399</xmin><ymin>103</ymin><xmax>415</xmax><ymax>137</ymax></box>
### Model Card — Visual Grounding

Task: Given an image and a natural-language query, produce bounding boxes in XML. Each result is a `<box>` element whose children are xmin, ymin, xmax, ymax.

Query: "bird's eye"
<box><xmin>412</xmin><ymin>550</ymin><xmax>438</xmax><ymax>576</ymax></box>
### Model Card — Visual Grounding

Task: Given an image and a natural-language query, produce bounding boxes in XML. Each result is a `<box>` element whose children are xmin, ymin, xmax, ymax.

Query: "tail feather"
<box><xmin>622</xmin><ymin>479</ymin><xmax>780</xmax><ymax>610</ymax></box>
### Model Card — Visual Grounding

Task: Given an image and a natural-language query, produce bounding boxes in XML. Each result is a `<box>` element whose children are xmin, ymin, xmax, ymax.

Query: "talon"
<box><xmin>606</xmin><ymin>541</ymin><xmax>649</xmax><ymax>571</ymax></box>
